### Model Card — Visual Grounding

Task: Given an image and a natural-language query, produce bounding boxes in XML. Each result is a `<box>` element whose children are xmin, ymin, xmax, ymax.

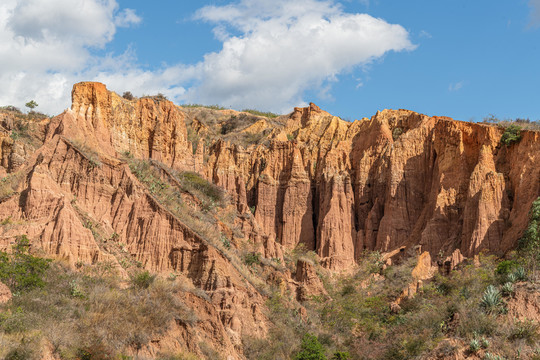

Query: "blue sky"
<box><xmin>1</xmin><ymin>0</ymin><xmax>539</xmax><ymax>122</ymax></box>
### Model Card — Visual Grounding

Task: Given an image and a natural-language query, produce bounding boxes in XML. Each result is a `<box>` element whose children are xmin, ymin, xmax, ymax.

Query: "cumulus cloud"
<box><xmin>186</xmin><ymin>0</ymin><xmax>415</xmax><ymax>112</ymax></box>
<box><xmin>115</xmin><ymin>8</ymin><xmax>142</xmax><ymax>28</ymax></box>
<box><xmin>0</xmin><ymin>0</ymin><xmax>415</xmax><ymax>115</ymax></box>
<box><xmin>0</xmin><ymin>0</ymin><xmax>147</xmax><ymax>114</ymax></box>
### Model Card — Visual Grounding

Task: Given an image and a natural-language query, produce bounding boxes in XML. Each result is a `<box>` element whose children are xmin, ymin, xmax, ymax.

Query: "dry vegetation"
<box><xmin>181</xmin><ymin>106</ymin><xmax>282</xmax><ymax>149</ymax></box>
<box><xmin>481</xmin><ymin>115</ymin><xmax>540</xmax><ymax>131</ymax></box>
<box><xmin>243</xmin><ymin>251</ymin><xmax>540</xmax><ymax>360</ymax></box>
<box><xmin>0</xmin><ymin>262</ymin><xmax>200</xmax><ymax>360</ymax></box>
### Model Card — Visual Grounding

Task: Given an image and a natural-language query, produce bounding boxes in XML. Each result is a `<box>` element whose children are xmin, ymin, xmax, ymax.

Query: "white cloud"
<box><xmin>188</xmin><ymin>0</ymin><xmax>415</xmax><ymax>112</ymax></box>
<box><xmin>529</xmin><ymin>0</ymin><xmax>540</xmax><ymax>26</ymax></box>
<box><xmin>448</xmin><ymin>81</ymin><xmax>464</xmax><ymax>92</ymax></box>
<box><xmin>0</xmin><ymin>0</ymin><xmax>415</xmax><ymax>116</ymax></box>
<box><xmin>419</xmin><ymin>30</ymin><xmax>432</xmax><ymax>39</ymax></box>
<box><xmin>115</xmin><ymin>8</ymin><xmax>142</xmax><ymax>28</ymax></box>
<box><xmin>0</xmin><ymin>0</ymin><xmax>144</xmax><ymax>114</ymax></box>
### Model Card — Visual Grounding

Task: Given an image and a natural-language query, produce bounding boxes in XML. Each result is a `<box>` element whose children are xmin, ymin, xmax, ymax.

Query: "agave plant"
<box><xmin>501</xmin><ymin>282</ymin><xmax>514</xmax><ymax>297</ymax></box>
<box><xmin>480</xmin><ymin>337</ymin><xmax>490</xmax><ymax>349</ymax></box>
<box><xmin>513</xmin><ymin>266</ymin><xmax>527</xmax><ymax>282</ymax></box>
<box><xmin>480</xmin><ymin>285</ymin><xmax>502</xmax><ymax>314</ymax></box>
<box><xmin>506</xmin><ymin>272</ymin><xmax>518</xmax><ymax>283</ymax></box>
<box><xmin>469</xmin><ymin>339</ymin><xmax>480</xmax><ymax>353</ymax></box>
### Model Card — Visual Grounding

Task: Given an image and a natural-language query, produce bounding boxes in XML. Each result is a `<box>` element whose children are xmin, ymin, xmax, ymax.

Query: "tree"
<box><xmin>122</xmin><ymin>91</ymin><xmax>134</xmax><ymax>100</ymax></box>
<box><xmin>0</xmin><ymin>235</ymin><xmax>50</xmax><ymax>293</ymax></box>
<box><xmin>294</xmin><ymin>333</ymin><xmax>327</xmax><ymax>360</ymax></box>
<box><xmin>500</xmin><ymin>125</ymin><xmax>521</xmax><ymax>145</ymax></box>
<box><xmin>518</xmin><ymin>197</ymin><xmax>540</xmax><ymax>272</ymax></box>
<box><xmin>25</xmin><ymin>100</ymin><xmax>38</xmax><ymax>111</ymax></box>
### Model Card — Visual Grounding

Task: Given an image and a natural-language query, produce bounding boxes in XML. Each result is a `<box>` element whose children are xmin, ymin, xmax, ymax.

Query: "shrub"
<box><xmin>480</xmin><ymin>285</ymin><xmax>502</xmax><ymax>314</ymax></box>
<box><xmin>0</xmin><ymin>105</ymin><xmax>22</xmax><ymax>113</ymax></box>
<box><xmin>294</xmin><ymin>333</ymin><xmax>327</xmax><ymax>360</ymax></box>
<box><xmin>131</xmin><ymin>270</ymin><xmax>156</xmax><ymax>289</ymax></box>
<box><xmin>179</xmin><ymin>171</ymin><xmax>224</xmax><ymax>205</ymax></box>
<box><xmin>495</xmin><ymin>260</ymin><xmax>519</xmax><ymax>275</ymax></box>
<box><xmin>122</xmin><ymin>91</ymin><xmax>134</xmax><ymax>100</ymax></box>
<box><xmin>500</xmin><ymin>125</ymin><xmax>521</xmax><ymax>145</ymax></box>
<box><xmin>508</xmin><ymin>320</ymin><xmax>539</xmax><ymax>343</ymax></box>
<box><xmin>392</xmin><ymin>127</ymin><xmax>403</xmax><ymax>141</ymax></box>
<box><xmin>241</xmin><ymin>109</ymin><xmax>279</xmax><ymax>118</ymax></box>
<box><xmin>518</xmin><ymin>197</ymin><xmax>540</xmax><ymax>269</ymax></box>
<box><xmin>0</xmin><ymin>235</ymin><xmax>51</xmax><ymax>293</ymax></box>
<box><xmin>331</xmin><ymin>352</ymin><xmax>350</xmax><ymax>360</ymax></box>
<box><xmin>244</xmin><ymin>252</ymin><xmax>261</xmax><ymax>266</ymax></box>
<box><xmin>153</xmin><ymin>93</ymin><xmax>168</xmax><ymax>101</ymax></box>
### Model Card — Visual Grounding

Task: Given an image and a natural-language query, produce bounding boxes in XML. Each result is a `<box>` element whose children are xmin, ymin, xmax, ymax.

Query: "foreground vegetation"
<box><xmin>0</xmin><ymin>247</ymin><xmax>200</xmax><ymax>359</ymax></box>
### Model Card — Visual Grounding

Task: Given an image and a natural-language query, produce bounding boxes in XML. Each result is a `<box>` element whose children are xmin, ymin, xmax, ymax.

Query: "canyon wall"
<box><xmin>0</xmin><ymin>81</ymin><xmax>538</xmax><ymax>357</ymax></box>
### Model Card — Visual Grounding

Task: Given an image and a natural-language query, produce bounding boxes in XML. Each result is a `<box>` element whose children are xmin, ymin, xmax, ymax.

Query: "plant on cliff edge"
<box><xmin>518</xmin><ymin>197</ymin><xmax>540</xmax><ymax>271</ymax></box>
<box><xmin>500</xmin><ymin>124</ymin><xmax>521</xmax><ymax>145</ymax></box>
<box><xmin>25</xmin><ymin>100</ymin><xmax>38</xmax><ymax>111</ymax></box>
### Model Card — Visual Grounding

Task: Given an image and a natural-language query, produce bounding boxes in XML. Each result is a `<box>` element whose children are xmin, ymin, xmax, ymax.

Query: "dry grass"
<box><xmin>0</xmin><ymin>263</ymin><xmax>197</xmax><ymax>359</ymax></box>
<box><xmin>481</xmin><ymin>116</ymin><xmax>540</xmax><ymax>131</ymax></box>
<box><xmin>126</xmin><ymin>157</ymin><xmax>270</xmax><ymax>295</ymax></box>
<box><xmin>65</xmin><ymin>138</ymin><xmax>102</xmax><ymax>168</ymax></box>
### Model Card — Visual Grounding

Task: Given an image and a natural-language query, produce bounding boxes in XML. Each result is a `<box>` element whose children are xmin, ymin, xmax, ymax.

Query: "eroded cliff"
<box><xmin>0</xmin><ymin>82</ymin><xmax>538</xmax><ymax>359</ymax></box>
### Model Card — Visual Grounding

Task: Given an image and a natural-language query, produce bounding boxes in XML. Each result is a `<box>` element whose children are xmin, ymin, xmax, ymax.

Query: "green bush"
<box><xmin>518</xmin><ymin>197</ymin><xmax>540</xmax><ymax>268</ymax></box>
<box><xmin>500</xmin><ymin>124</ymin><xmax>522</xmax><ymax>145</ymax></box>
<box><xmin>179</xmin><ymin>171</ymin><xmax>224</xmax><ymax>205</ymax></box>
<box><xmin>131</xmin><ymin>270</ymin><xmax>156</xmax><ymax>289</ymax></box>
<box><xmin>331</xmin><ymin>352</ymin><xmax>350</xmax><ymax>360</ymax></box>
<box><xmin>294</xmin><ymin>333</ymin><xmax>327</xmax><ymax>360</ymax></box>
<box><xmin>0</xmin><ymin>235</ymin><xmax>51</xmax><ymax>293</ymax></box>
<box><xmin>495</xmin><ymin>260</ymin><xmax>519</xmax><ymax>275</ymax></box>
<box><xmin>244</xmin><ymin>252</ymin><xmax>261</xmax><ymax>266</ymax></box>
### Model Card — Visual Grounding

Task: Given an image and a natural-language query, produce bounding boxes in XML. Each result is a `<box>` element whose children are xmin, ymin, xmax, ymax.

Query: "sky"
<box><xmin>0</xmin><ymin>0</ymin><xmax>539</xmax><ymax>122</ymax></box>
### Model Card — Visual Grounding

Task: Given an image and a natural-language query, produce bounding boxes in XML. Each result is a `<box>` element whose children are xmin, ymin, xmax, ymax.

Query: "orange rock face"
<box><xmin>205</xmin><ymin>106</ymin><xmax>539</xmax><ymax>271</ymax></box>
<box><xmin>0</xmin><ymin>81</ymin><xmax>538</xmax><ymax>357</ymax></box>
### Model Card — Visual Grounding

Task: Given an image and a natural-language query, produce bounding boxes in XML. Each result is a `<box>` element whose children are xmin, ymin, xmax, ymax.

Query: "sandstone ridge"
<box><xmin>0</xmin><ymin>82</ymin><xmax>538</xmax><ymax>358</ymax></box>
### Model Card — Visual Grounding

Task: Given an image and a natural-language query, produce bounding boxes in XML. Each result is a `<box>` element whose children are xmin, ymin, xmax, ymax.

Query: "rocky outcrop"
<box><xmin>295</xmin><ymin>258</ymin><xmax>327</xmax><ymax>301</ymax></box>
<box><xmin>0</xmin><ymin>81</ymin><xmax>538</xmax><ymax>358</ymax></box>
<box><xmin>0</xmin><ymin>281</ymin><xmax>11</xmax><ymax>304</ymax></box>
<box><xmin>204</xmin><ymin>106</ymin><xmax>540</xmax><ymax>271</ymax></box>
<box><xmin>0</xmin><ymin>83</ymin><xmax>268</xmax><ymax>359</ymax></box>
